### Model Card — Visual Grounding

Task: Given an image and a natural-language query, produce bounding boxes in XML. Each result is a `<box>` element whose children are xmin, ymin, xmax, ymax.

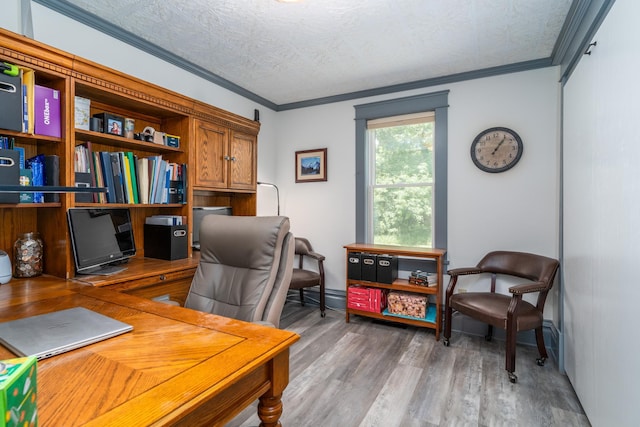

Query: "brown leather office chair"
<box><xmin>289</xmin><ymin>237</ymin><xmax>326</xmax><ymax>317</ymax></box>
<box><xmin>443</xmin><ymin>251</ymin><xmax>559</xmax><ymax>383</ymax></box>
<box><xmin>185</xmin><ymin>215</ymin><xmax>294</xmax><ymax>328</ymax></box>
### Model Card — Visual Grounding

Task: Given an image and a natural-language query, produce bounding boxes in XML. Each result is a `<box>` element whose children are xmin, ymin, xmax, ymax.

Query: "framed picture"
<box><xmin>106</xmin><ymin>117</ymin><xmax>123</xmax><ymax>136</ymax></box>
<box><xmin>295</xmin><ymin>148</ymin><xmax>327</xmax><ymax>183</ymax></box>
<box><xmin>94</xmin><ymin>113</ymin><xmax>124</xmax><ymax>137</ymax></box>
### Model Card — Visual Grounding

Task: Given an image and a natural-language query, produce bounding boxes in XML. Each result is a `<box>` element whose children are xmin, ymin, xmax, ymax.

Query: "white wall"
<box><xmin>277</xmin><ymin>68</ymin><xmax>561</xmax><ymax>321</ymax></box>
<box><xmin>563</xmin><ymin>0</ymin><xmax>640</xmax><ymax>425</ymax></box>
<box><xmin>0</xmin><ymin>1</ymin><xmax>19</xmax><ymax>33</ymax></box>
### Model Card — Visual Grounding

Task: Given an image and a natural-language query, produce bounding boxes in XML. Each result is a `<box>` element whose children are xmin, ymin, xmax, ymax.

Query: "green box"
<box><xmin>0</xmin><ymin>357</ymin><xmax>37</xmax><ymax>427</ymax></box>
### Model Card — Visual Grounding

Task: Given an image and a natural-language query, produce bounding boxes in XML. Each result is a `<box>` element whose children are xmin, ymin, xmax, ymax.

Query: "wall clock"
<box><xmin>470</xmin><ymin>127</ymin><xmax>523</xmax><ymax>173</ymax></box>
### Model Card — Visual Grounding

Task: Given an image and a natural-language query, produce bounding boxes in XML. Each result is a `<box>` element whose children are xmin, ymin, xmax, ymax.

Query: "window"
<box><xmin>367</xmin><ymin>113</ymin><xmax>435</xmax><ymax>246</ymax></box>
<box><xmin>355</xmin><ymin>91</ymin><xmax>448</xmax><ymax>249</ymax></box>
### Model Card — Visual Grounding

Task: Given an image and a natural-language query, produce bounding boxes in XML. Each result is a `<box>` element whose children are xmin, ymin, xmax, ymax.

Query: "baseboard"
<box><xmin>291</xmin><ymin>289</ymin><xmax>559</xmax><ymax>364</ymax></box>
<box><xmin>286</xmin><ymin>288</ymin><xmax>346</xmax><ymax>310</ymax></box>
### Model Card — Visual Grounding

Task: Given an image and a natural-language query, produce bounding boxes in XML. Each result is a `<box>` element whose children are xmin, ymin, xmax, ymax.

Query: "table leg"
<box><xmin>258</xmin><ymin>349</ymin><xmax>290</xmax><ymax>427</ymax></box>
<box><xmin>258</xmin><ymin>394</ymin><xmax>283</xmax><ymax>427</ymax></box>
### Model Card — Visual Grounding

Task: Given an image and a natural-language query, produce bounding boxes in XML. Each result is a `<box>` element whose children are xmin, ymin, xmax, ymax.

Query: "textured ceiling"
<box><xmin>50</xmin><ymin>0</ymin><xmax>573</xmax><ymax>107</ymax></box>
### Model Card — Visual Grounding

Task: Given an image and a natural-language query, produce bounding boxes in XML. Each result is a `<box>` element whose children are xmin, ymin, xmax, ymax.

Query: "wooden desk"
<box><xmin>0</xmin><ymin>276</ymin><xmax>299</xmax><ymax>426</ymax></box>
<box><xmin>72</xmin><ymin>255</ymin><xmax>202</xmax><ymax>306</ymax></box>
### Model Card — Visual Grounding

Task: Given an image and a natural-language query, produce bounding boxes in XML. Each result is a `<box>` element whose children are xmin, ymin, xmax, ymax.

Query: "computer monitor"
<box><xmin>67</xmin><ymin>208</ymin><xmax>136</xmax><ymax>275</ymax></box>
<box><xmin>192</xmin><ymin>206</ymin><xmax>232</xmax><ymax>249</ymax></box>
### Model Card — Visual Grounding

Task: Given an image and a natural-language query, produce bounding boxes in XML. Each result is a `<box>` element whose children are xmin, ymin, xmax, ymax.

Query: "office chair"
<box><xmin>185</xmin><ymin>215</ymin><xmax>294</xmax><ymax>328</ymax></box>
<box><xmin>289</xmin><ymin>237</ymin><xmax>326</xmax><ymax>317</ymax></box>
<box><xmin>443</xmin><ymin>250</ymin><xmax>559</xmax><ymax>383</ymax></box>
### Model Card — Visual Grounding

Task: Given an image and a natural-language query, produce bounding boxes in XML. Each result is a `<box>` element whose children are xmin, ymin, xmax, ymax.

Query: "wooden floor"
<box><xmin>227</xmin><ymin>299</ymin><xmax>591</xmax><ymax>427</ymax></box>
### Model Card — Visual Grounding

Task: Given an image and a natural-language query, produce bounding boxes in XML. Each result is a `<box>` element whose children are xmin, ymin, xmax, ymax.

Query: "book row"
<box><xmin>74</xmin><ymin>142</ymin><xmax>186</xmax><ymax>205</ymax></box>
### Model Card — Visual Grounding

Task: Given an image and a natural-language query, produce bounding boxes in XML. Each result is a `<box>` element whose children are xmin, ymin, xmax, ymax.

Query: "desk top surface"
<box><xmin>0</xmin><ymin>276</ymin><xmax>299</xmax><ymax>426</ymax></box>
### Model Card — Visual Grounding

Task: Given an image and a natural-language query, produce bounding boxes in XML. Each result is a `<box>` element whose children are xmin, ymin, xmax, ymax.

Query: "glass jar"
<box><xmin>13</xmin><ymin>232</ymin><xmax>43</xmax><ymax>278</ymax></box>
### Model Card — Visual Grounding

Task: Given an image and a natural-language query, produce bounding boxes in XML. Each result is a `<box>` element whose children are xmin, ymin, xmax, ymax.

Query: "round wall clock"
<box><xmin>470</xmin><ymin>127</ymin><xmax>523</xmax><ymax>173</ymax></box>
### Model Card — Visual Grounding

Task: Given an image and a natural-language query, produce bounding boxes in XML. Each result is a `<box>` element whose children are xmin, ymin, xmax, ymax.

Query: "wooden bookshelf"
<box><xmin>0</xmin><ymin>27</ymin><xmax>260</xmax><ymax>280</ymax></box>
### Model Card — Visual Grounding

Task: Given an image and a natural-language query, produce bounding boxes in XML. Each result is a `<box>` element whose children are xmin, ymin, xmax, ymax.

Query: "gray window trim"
<box><xmin>354</xmin><ymin>90</ymin><xmax>449</xmax><ymax>249</ymax></box>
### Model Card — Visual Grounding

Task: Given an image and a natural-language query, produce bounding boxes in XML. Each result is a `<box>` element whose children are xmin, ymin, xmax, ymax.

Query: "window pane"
<box><xmin>371</xmin><ymin>122</ymin><xmax>434</xmax><ymax>185</ymax></box>
<box><xmin>372</xmin><ymin>185</ymin><xmax>433</xmax><ymax>247</ymax></box>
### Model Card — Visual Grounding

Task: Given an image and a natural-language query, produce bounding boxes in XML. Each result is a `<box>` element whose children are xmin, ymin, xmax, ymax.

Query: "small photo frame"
<box><xmin>93</xmin><ymin>113</ymin><xmax>124</xmax><ymax>137</ymax></box>
<box><xmin>295</xmin><ymin>148</ymin><xmax>327</xmax><ymax>183</ymax></box>
<box><xmin>106</xmin><ymin>117</ymin><xmax>123</xmax><ymax>136</ymax></box>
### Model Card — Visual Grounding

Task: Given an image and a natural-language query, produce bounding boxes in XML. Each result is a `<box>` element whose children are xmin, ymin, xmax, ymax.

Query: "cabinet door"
<box><xmin>229</xmin><ymin>131</ymin><xmax>256</xmax><ymax>190</ymax></box>
<box><xmin>194</xmin><ymin>120</ymin><xmax>228</xmax><ymax>189</ymax></box>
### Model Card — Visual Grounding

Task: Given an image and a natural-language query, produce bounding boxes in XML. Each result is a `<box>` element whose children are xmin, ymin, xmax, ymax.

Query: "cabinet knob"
<box><xmin>159</xmin><ymin>274</ymin><xmax>166</xmax><ymax>281</ymax></box>
<box><xmin>224</xmin><ymin>155</ymin><xmax>230</xmax><ymax>161</ymax></box>
<box><xmin>230</xmin><ymin>156</ymin><xmax>237</xmax><ymax>162</ymax></box>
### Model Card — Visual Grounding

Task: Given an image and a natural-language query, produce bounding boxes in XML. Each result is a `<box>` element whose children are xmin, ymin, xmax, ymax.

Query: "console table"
<box><xmin>0</xmin><ymin>277</ymin><xmax>299</xmax><ymax>426</ymax></box>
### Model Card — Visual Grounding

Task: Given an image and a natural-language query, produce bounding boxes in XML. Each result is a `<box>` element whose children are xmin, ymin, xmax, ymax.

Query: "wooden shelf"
<box><xmin>347</xmin><ymin>278</ymin><xmax>438</xmax><ymax>294</ymax></box>
<box><xmin>344</xmin><ymin>243</ymin><xmax>446</xmax><ymax>340</ymax></box>
<box><xmin>75</xmin><ymin>129</ymin><xmax>182</xmax><ymax>153</ymax></box>
<box><xmin>0</xmin><ymin>185</ymin><xmax>106</xmax><ymax>193</ymax></box>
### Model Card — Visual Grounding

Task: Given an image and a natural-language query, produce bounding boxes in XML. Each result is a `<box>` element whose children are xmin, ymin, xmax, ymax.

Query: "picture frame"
<box><xmin>94</xmin><ymin>113</ymin><xmax>124</xmax><ymax>137</ymax></box>
<box><xmin>295</xmin><ymin>148</ymin><xmax>327</xmax><ymax>183</ymax></box>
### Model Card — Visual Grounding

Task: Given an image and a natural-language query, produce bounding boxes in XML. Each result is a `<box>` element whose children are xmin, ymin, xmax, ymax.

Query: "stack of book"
<box><xmin>408</xmin><ymin>270</ymin><xmax>438</xmax><ymax>287</ymax></box>
<box><xmin>73</xmin><ymin>142</ymin><xmax>186</xmax><ymax>205</ymax></box>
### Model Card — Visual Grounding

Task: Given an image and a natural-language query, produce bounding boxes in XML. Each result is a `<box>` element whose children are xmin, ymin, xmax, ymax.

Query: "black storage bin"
<box><xmin>347</xmin><ymin>252</ymin><xmax>362</xmax><ymax>280</ymax></box>
<box><xmin>361</xmin><ymin>253</ymin><xmax>377</xmax><ymax>282</ymax></box>
<box><xmin>376</xmin><ymin>254</ymin><xmax>398</xmax><ymax>284</ymax></box>
<box><xmin>0</xmin><ymin>74</ymin><xmax>23</xmax><ymax>132</ymax></box>
<box><xmin>0</xmin><ymin>149</ymin><xmax>19</xmax><ymax>203</ymax></box>
<box><xmin>144</xmin><ymin>224</ymin><xmax>188</xmax><ymax>260</ymax></box>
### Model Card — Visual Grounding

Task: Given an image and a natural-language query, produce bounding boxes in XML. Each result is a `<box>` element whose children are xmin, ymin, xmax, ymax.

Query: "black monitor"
<box><xmin>192</xmin><ymin>206</ymin><xmax>232</xmax><ymax>249</ymax></box>
<box><xmin>67</xmin><ymin>208</ymin><xmax>136</xmax><ymax>275</ymax></box>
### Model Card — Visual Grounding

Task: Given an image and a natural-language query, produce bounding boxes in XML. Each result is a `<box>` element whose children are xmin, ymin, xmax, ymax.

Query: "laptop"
<box><xmin>0</xmin><ymin>307</ymin><xmax>133</xmax><ymax>360</ymax></box>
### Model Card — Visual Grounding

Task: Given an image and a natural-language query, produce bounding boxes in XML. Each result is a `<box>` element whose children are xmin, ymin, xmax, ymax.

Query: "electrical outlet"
<box><xmin>458</xmin><ymin>288</ymin><xmax>467</xmax><ymax>293</ymax></box>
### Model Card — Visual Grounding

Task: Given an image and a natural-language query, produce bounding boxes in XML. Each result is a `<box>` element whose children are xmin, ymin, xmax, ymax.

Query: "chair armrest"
<box><xmin>306</xmin><ymin>251</ymin><xmax>326</xmax><ymax>262</ymax></box>
<box><xmin>447</xmin><ymin>267</ymin><xmax>484</xmax><ymax>277</ymax></box>
<box><xmin>508</xmin><ymin>281</ymin><xmax>546</xmax><ymax>295</ymax></box>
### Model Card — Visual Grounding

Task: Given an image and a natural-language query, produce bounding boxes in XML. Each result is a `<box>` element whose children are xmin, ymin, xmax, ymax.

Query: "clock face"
<box><xmin>471</xmin><ymin>127</ymin><xmax>523</xmax><ymax>173</ymax></box>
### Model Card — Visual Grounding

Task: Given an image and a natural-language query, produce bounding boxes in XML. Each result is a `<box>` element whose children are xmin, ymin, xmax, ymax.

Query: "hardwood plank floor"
<box><xmin>227</xmin><ymin>299</ymin><xmax>590</xmax><ymax>427</ymax></box>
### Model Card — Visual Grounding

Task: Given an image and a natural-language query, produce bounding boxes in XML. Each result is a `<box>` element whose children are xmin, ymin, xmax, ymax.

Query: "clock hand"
<box><xmin>491</xmin><ymin>137</ymin><xmax>505</xmax><ymax>155</ymax></box>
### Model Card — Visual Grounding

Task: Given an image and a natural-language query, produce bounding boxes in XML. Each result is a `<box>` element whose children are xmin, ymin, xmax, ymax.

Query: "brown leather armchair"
<box><xmin>289</xmin><ymin>237</ymin><xmax>326</xmax><ymax>317</ymax></box>
<box><xmin>444</xmin><ymin>251</ymin><xmax>559</xmax><ymax>383</ymax></box>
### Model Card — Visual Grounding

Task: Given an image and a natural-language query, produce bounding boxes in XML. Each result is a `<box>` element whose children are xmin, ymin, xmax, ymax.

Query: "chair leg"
<box><xmin>299</xmin><ymin>289</ymin><xmax>305</xmax><ymax>306</ymax></box>
<box><xmin>535</xmin><ymin>326</ymin><xmax>548</xmax><ymax>366</ymax></box>
<box><xmin>319</xmin><ymin>282</ymin><xmax>326</xmax><ymax>318</ymax></box>
<box><xmin>506</xmin><ymin>326</ymin><xmax>517</xmax><ymax>383</ymax></box>
<box><xmin>443</xmin><ymin>305</ymin><xmax>452</xmax><ymax>346</ymax></box>
<box><xmin>485</xmin><ymin>325</ymin><xmax>493</xmax><ymax>342</ymax></box>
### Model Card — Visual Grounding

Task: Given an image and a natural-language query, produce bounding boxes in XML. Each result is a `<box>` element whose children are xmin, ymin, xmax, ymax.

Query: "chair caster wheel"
<box><xmin>321</xmin><ymin>311</ymin><xmax>326</xmax><ymax>318</ymax></box>
<box><xmin>508</xmin><ymin>372</ymin><xmax>518</xmax><ymax>383</ymax></box>
<box><xmin>536</xmin><ymin>357</ymin><xmax>546</xmax><ymax>366</ymax></box>
<box><xmin>443</xmin><ymin>338</ymin><xmax>450</xmax><ymax>347</ymax></box>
